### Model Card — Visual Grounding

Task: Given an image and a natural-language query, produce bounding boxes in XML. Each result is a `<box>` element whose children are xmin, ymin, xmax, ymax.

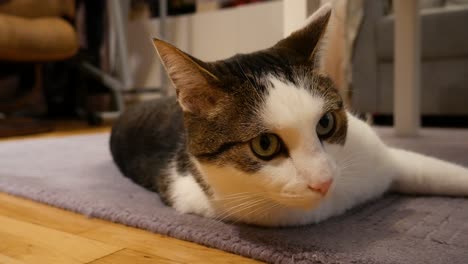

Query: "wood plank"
<box><xmin>0</xmin><ymin>127</ymin><xmax>110</xmax><ymax>142</ymax></box>
<box><xmin>80</xmin><ymin>223</ymin><xmax>262</xmax><ymax>264</ymax></box>
<box><xmin>0</xmin><ymin>253</ymin><xmax>26</xmax><ymax>264</ymax></box>
<box><xmin>0</xmin><ymin>215</ymin><xmax>121</xmax><ymax>264</ymax></box>
<box><xmin>0</xmin><ymin>232</ymin><xmax>83</xmax><ymax>264</ymax></box>
<box><xmin>89</xmin><ymin>249</ymin><xmax>180</xmax><ymax>264</ymax></box>
<box><xmin>0</xmin><ymin>193</ymin><xmax>104</xmax><ymax>234</ymax></box>
<box><xmin>0</xmin><ymin>127</ymin><xmax>263</xmax><ymax>263</ymax></box>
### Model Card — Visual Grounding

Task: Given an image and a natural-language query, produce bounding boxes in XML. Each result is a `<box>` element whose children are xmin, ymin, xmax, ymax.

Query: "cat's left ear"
<box><xmin>275</xmin><ymin>3</ymin><xmax>331</xmax><ymax>61</ymax></box>
<box><xmin>152</xmin><ymin>39</ymin><xmax>227</xmax><ymax>117</ymax></box>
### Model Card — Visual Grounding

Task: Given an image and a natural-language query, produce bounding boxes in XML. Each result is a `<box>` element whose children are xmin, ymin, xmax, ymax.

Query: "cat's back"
<box><xmin>110</xmin><ymin>96</ymin><xmax>184</xmax><ymax>190</ymax></box>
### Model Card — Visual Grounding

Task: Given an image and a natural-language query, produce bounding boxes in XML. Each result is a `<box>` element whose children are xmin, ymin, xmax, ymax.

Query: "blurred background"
<box><xmin>0</xmin><ymin>0</ymin><xmax>467</xmax><ymax>138</ymax></box>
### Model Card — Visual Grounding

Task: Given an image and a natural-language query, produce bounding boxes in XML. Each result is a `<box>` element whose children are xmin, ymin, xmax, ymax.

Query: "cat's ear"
<box><xmin>275</xmin><ymin>3</ymin><xmax>331</xmax><ymax>61</ymax></box>
<box><xmin>152</xmin><ymin>39</ymin><xmax>227</xmax><ymax>116</ymax></box>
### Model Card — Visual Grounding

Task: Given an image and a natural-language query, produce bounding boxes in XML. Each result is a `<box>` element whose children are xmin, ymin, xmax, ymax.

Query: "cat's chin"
<box><xmin>272</xmin><ymin>192</ymin><xmax>323</xmax><ymax>210</ymax></box>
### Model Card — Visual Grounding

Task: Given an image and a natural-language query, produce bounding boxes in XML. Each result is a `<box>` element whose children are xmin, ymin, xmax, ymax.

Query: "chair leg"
<box><xmin>0</xmin><ymin>64</ymin><xmax>46</xmax><ymax>115</ymax></box>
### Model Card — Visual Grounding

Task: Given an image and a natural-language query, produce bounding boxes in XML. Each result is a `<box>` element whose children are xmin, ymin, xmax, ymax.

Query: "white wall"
<box><xmin>127</xmin><ymin>1</ymin><xmax>283</xmax><ymax>90</ymax></box>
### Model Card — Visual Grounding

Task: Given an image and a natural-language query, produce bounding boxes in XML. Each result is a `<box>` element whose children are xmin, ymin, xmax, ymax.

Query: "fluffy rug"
<box><xmin>0</xmin><ymin>127</ymin><xmax>467</xmax><ymax>264</ymax></box>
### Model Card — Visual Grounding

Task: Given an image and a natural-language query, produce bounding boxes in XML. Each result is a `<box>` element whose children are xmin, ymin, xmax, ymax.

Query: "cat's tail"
<box><xmin>389</xmin><ymin>147</ymin><xmax>468</xmax><ymax>196</ymax></box>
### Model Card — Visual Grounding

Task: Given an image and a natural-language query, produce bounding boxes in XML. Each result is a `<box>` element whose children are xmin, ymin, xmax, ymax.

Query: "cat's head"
<box><xmin>154</xmin><ymin>4</ymin><xmax>347</xmax><ymax>211</ymax></box>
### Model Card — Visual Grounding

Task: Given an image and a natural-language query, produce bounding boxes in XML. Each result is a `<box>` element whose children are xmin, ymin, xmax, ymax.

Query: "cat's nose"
<box><xmin>308</xmin><ymin>179</ymin><xmax>333</xmax><ymax>196</ymax></box>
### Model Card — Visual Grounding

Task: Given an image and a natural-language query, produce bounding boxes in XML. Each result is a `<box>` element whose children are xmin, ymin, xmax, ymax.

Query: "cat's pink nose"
<box><xmin>308</xmin><ymin>179</ymin><xmax>333</xmax><ymax>196</ymax></box>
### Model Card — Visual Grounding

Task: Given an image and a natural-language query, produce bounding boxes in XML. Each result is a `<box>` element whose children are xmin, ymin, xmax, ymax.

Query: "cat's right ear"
<box><xmin>152</xmin><ymin>39</ymin><xmax>227</xmax><ymax>116</ymax></box>
<box><xmin>274</xmin><ymin>3</ymin><xmax>332</xmax><ymax>61</ymax></box>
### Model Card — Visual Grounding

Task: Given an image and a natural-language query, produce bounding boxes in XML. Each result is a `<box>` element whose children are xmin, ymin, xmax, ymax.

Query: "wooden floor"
<box><xmin>0</xmin><ymin>123</ymin><xmax>261</xmax><ymax>264</ymax></box>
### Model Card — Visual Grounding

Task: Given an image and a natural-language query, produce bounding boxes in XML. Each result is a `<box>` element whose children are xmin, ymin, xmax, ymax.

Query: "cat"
<box><xmin>110</xmin><ymin>4</ymin><xmax>468</xmax><ymax>227</ymax></box>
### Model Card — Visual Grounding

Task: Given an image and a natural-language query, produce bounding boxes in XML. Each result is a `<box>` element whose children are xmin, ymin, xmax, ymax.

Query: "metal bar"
<box><xmin>110</xmin><ymin>0</ymin><xmax>132</xmax><ymax>90</ymax></box>
<box><xmin>159</xmin><ymin>0</ymin><xmax>169</xmax><ymax>96</ymax></box>
<box><xmin>82</xmin><ymin>62</ymin><xmax>125</xmax><ymax>113</ymax></box>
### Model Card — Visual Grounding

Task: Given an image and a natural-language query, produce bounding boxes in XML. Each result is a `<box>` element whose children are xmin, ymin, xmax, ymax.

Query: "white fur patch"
<box><xmin>261</xmin><ymin>77</ymin><xmax>324</xmax><ymax>130</ymax></box>
<box><xmin>168</xmin><ymin>162</ymin><xmax>215</xmax><ymax>217</ymax></box>
<box><xmin>260</xmin><ymin>77</ymin><xmax>335</xmax><ymax>191</ymax></box>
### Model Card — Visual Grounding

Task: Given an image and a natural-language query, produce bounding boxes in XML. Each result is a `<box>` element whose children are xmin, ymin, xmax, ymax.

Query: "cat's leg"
<box><xmin>389</xmin><ymin>147</ymin><xmax>468</xmax><ymax>196</ymax></box>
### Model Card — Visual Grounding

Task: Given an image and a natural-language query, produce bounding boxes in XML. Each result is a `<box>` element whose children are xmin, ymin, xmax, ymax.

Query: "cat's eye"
<box><xmin>316</xmin><ymin>112</ymin><xmax>335</xmax><ymax>139</ymax></box>
<box><xmin>250</xmin><ymin>133</ymin><xmax>281</xmax><ymax>160</ymax></box>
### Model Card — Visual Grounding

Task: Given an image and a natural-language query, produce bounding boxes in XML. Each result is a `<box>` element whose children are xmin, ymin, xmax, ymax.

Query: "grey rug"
<box><xmin>1</xmin><ymin>127</ymin><xmax>468</xmax><ymax>264</ymax></box>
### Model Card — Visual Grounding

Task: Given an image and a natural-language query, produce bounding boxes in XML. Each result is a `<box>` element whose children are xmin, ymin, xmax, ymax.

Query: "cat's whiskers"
<box><xmin>338</xmin><ymin>157</ymin><xmax>367</xmax><ymax>169</ymax></box>
<box><xmin>209</xmin><ymin>193</ymin><xmax>267</xmax><ymax>210</ymax></box>
<box><xmin>210</xmin><ymin>191</ymin><xmax>258</xmax><ymax>199</ymax></box>
<box><xmin>209</xmin><ymin>191</ymin><xmax>270</xmax><ymax>202</ymax></box>
<box><xmin>215</xmin><ymin>196</ymin><xmax>270</xmax><ymax>222</ymax></box>
<box><xmin>213</xmin><ymin>194</ymin><xmax>263</xmax><ymax>216</ymax></box>
<box><xmin>227</xmin><ymin>199</ymin><xmax>272</xmax><ymax>224</ymax></box>
<box><xmin>246</xmin><ymin>199</ymin><xmax>281</xmax><ymax>218</ymax></box>
<box><xmin>229</xmin><ymin>199</ymin><xmax>279</xmax><ymax>225</ymax></box>
<box><xmin>337</xmin><ymin>161</ymin><xmax>368</xmax><ymax>177</ymax></box>
<box><xmin>210</xmin><ymin>196</ymin><xmax>258</xmax><ymax>211</ymax></box>
<box><xmin>339</xmin><ymin>149</ymin><xmax>371</xmax><ymax>160</ymax></box>
<box><xmin>338</xmin><ymin>153</ymin><xmax>368</xmax><ymax>165</ymax></box>
<box><xmin>257</xmin><ymin>201</ymin><xmax>284</xmax><ymax>220</ymax></box>
<box><xmin>211</xmin><ymin>190</ymin><xmax>296</xmax><ymax>223</ymax></box>
<box><xmin>336</xmin><ymin>152</ymin><xmax>369</xmax><ymax>169</ymax></box>
<box><xmin>337</xmin><ymin>165</ymin><xmax>366</xmax><ymax>176</ymax></box>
